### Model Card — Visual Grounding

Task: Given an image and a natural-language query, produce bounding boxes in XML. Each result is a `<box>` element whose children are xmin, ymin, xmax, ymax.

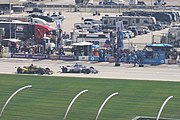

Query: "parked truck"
<box><xmin>74</xmin><ymin>21</ymin><xmax>100</xmax><ymax>30</ymax></box>
<box><xmin>0</xmin><ymin>21</ymin><xmax>54</xmax><ymax>43</ymax></box>
<box><xmin>166</xmin><ymin>27</ymin><xmax>180</xmax><ymax>47</ymax></box>
<box><xmin>154</xmin><ymin>0</ymin><xmax>166</xmax><ymax>6</ymax></box>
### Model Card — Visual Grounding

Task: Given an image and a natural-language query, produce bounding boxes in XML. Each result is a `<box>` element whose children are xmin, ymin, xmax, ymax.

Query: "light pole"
<box><xmin>9</xmin><ymin>0</ymin><xmax>12</xmax><ymax>39</ymax></box>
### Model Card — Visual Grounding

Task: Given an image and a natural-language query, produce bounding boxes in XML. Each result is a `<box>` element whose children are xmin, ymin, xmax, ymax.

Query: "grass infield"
<box><xmin>0</xmin><ymin>74</ymin><xmax>180</xmax><ymax>120</ymax></box>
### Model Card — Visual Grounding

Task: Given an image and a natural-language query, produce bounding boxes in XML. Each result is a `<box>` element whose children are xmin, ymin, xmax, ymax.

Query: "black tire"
<box><xmin>48</xmin><ymin>71</ymin><xmax>53</xmax><ymax>75</ymax></box>
<box><xmin>93</xmin><ymin>70</ymin><xmax>98</xmax><ymax>74</ymax></box>
<box><xmin>139</xmin><ymin>64</ymin><xmax>144</xmax><ymax>67</ymax></box>
<box><xmin>17</xmin><ymin>67</ymin><xmax>22</xmax><ymax>73</ymax></box>
<box><xmin>115</xmin><ymin>62</ymin><xmax>120</xmax><ymax>66</ymax></box>
<box><xmin>45</xmin><ymin>68</ymin><xmax>50</xmax><ymax>71</ymax></box>
<box><xmin>76</xmin><ymin>26</ymin><xmax>81</xmax><ymax>29</ymax></box>
<box><xmin>37</xmin><ymin>68</ymin><xmax>45</xmax><ymax>75</ymax></box>
<box><xmin>85</xmin><ymin>69</ymin><xmax>90</xmax><ymax>74</ymax></box>
<box><xmin>90</xmin><ymin>67</ymin><xmax>94</xmax><ymax>69</ymax></box>
<box><xmin>45</xmin><ymin>68</ymin><xmax>53</xmax><ymax>74</ymax></box>
<box><xmin>62</xmin><ymin>67</ymin><xmax>68</xmax><ymax>73</ymax></box>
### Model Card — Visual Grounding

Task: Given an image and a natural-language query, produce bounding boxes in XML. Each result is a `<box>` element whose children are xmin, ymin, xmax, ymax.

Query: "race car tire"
<box><xmin>37</xmin><ymin>69</ymin><xmax>45</xmax><ymax>75</ymax></box>
<box><xmin>17</xmin><ymin>68</ymin><xmax>22</xmax><ymax>73</ymax></box>
<box><xmin>90</xmin><ymin>67</ymin><xmax>94</xmax><ymax>69</ymax></box>
<box><xmin>85</xmin><ymin>69</ymin><xmax>90</xmax><ymax>74</ymax></box>
<box><xmin>45</xmin><ymin>68</ymin><xmax>50</xmax><ymax>71</ymax></box>
<box><xmin>48</xmin><ymin>71</ymin><xmax>53</xmax><ymax>75</ymax></box>
<box><xmin>93</xmin><ymin>70</ymin><xmax>98</xmax><ymax>74</ymax></box>
<box><xmin>62</xmin><ymin>67</ymin><xmax>68</xmax><ymax>73</ymax></box>
<box><xmin>139</xmin><ymin>64</ymin><xmax>144</xmax><ymax>67</ymax></box>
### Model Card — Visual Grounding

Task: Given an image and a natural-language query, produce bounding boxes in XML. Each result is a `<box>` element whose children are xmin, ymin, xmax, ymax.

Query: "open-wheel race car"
<box><xmin>16</xmin><ymin>64</ymin><xmax>53</xmax><ymax>75</ymax></box>
<box><xmin>60</xmin><ymin>63</ymin><xmax>98</xmax><ymax>74</ymax></box>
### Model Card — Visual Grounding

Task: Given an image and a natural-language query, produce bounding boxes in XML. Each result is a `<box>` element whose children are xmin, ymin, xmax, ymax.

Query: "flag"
<box><xmin>56</xmin><ymin>19</ymin><xmax>62</xmax><ymax>30</ymax></box>
<box><xmin>116</xmin><ymin>21</ymin><xmax>124</xmax><ymax>49</ymax></box>
<box><xmin>116</xmin><ymin>21</ymin><xmax>124</xmax><ymax>32</ymax></box>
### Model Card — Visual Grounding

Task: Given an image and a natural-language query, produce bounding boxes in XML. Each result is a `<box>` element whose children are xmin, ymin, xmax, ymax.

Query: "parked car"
<box><xmin>148</xmin><ymin>25</ymin><xmax>156</xmax><ymax>31</ymax></box>
<box><xmin>74</xmin><ymin>21</ymin><xmax>100</xmax><ymax>30</ymax></box>
<box><xmin>123</xmin><ymin>30</ymin><xmax>135</xmax><ymax>38</ymax></box>
<box><xmin>50</xmin><ymin>14</ymin><xmax>65</xmax><ymax>21</ymax></box>
<box><xmin>143</xmin><ymin>26</ymin><xmax>150</xmax><ymax>34</ymax></box>
<box><xmin>84</xmin><ymin>19</ymin><xmax>96</xmax><ymax>23</ymax></box>
<box><xmin>153</xmin><ymin>23</ymin><xmax>162</xmax><ymax>30</ymax></box>
<box><xmin>128</xmin><ymin>26</ymin><xmax>146</xmax><ymax>35</ymax></box>
<box><xmin>127</xmin><ymin>26</ymin><xmax>139</xmax><ymax>36</ymax></box>
<box><xmin>26</xmin><ymin>8</ymin><xmax>43</xmax><ymax>13</ymax></box>
<box><xmin>137</xmin><ymin>1</ymin><xmax>146</xmax><ymax>5</ymax></box>
<box><xmin>23</xmin><ymin>2</ymin><xmax>37</xmax><ymax>7</ymax></box>
<box><xmin>116</xmin><ymin>0</ymin><xmax>125</xmax><ymax>5</ymax></box>
<box><xmin>101</xmin><ymin>1</ymin><xmax>118</xmax><ymax>5</ymax></box>
<box><xmin>93</xmin><ymin>11</ymin><xmax>100</xmax><ymax>16</ymax></box>
<box><xmin>139</xmin><ymin>26</ymin><xmax>150</xmax><ymax>34</ymax></box>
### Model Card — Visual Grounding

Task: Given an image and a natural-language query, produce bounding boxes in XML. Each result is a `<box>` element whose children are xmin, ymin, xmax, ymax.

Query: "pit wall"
<box><xmin>1</xmin><ymin>53</ymin><xmax>179</xmax><ymax>65</ymax></box>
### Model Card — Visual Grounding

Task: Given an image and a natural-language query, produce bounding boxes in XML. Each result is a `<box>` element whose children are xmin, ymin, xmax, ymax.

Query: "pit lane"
<box><xmin>0</xmin><ymin>58</ymin><xmax>180</xmax><ymax>82</ymax></box>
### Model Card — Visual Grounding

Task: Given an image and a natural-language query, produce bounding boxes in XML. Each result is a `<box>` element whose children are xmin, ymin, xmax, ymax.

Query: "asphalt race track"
<box><xmin>0</xmin><ymin>58</ymin><xmax>180</xmax><ymax>82</ymax></box>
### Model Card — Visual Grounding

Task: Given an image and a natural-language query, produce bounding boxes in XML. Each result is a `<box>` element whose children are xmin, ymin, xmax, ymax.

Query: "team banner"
<box><xmin>56</xmin><ymin>19</ymin><xmax>62</xmax><ymax>40</ymax></box>
<box><xmin>56</xmin><ymin>19</ymin><xmax>62</xmax><ymax>30</ymax></box>
<box><xmin>59</xmin><ymin>56</ymin><xmax>78</xmax><ymax>60</ymax></box>
<box><xmin>11</xmin><ymin>54</ymin><xmax>47</xmax><ymax>59</ymax></box>
<box><xmin>116</xmin><ymin>21</ymin><xmax>124</xmax><ymax>49</ymax></box>
<box><xmin>117</xmin><ymin>31</ymin><xmax>123</xmax><ymax>49</ymax></box>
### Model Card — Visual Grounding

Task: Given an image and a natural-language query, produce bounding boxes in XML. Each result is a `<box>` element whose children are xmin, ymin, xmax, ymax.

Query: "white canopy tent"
<box><xmin>72</xmin><ymin>41</ymin><xmax>93</xmax><ymax>46</ymax></box>
<box><xmin>72</xmin><ymin>41</ymin><xmax>93</xmax><ymax>56</ymax></box>
<box><xmin>3</xmin><ymin>39</ymin><xmax>21</xmax><ymax>43</ymax></box>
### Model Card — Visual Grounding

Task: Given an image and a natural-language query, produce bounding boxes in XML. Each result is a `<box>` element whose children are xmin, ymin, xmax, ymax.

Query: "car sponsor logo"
<box><xmin>11</xmin><ymin>54</ymin><xmax>26</xmax><ymax>58</ymax></box>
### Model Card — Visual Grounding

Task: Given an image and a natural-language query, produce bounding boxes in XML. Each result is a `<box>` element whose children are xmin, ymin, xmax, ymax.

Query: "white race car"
<box><xmin>60</xmin><ymin>63</ymin><xmax>98</xmax><ymax>74</ymax></box>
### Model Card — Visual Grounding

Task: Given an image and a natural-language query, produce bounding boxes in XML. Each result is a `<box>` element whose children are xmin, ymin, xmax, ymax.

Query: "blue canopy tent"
<box><xmin>145</xmin><ymin>44</ymin><xmax>173</xmax><ymax>48</ymax></box>
<box><xmin>140</xmin><ymin>44</ymin><xmax>174</xmax><ymax>65</ymax></box>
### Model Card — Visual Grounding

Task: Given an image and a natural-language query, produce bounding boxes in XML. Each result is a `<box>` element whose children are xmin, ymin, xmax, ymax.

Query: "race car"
<box><xmin>16</xmin><ymin>64</ymin><xmax>53</xmax><ymax>75</ymax></box>
<box><xmin>60</xmin><ymin>63</ymin><xmax>98</xmax><ymax>74</ymax></box>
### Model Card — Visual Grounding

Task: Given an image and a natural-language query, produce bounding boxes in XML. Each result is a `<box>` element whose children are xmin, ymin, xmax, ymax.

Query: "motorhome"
<box><xmin>164</xmin><ymin>27</ymin><xmax>180</xmax><ymax>47</ymax></box>
<box><xmin>102</xmin><ymin>15</ymin><xmax>156</xmax><ymax>30</ymax></box>
<box><xmin>123</xmin><ymin>11</ymin><xmax>179</xmax><ymax>24</ymax></box>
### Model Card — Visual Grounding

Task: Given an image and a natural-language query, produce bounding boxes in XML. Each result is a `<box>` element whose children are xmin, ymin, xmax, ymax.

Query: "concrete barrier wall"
<box><xmin>88</xmin><ymin>56</ymin><xmax>99</xmax><ymax>61</ymax></box>
<box><xmin>78</xmin><ymin>56</ymin><xmax>89</xmax><ymax>61</ymax></box>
